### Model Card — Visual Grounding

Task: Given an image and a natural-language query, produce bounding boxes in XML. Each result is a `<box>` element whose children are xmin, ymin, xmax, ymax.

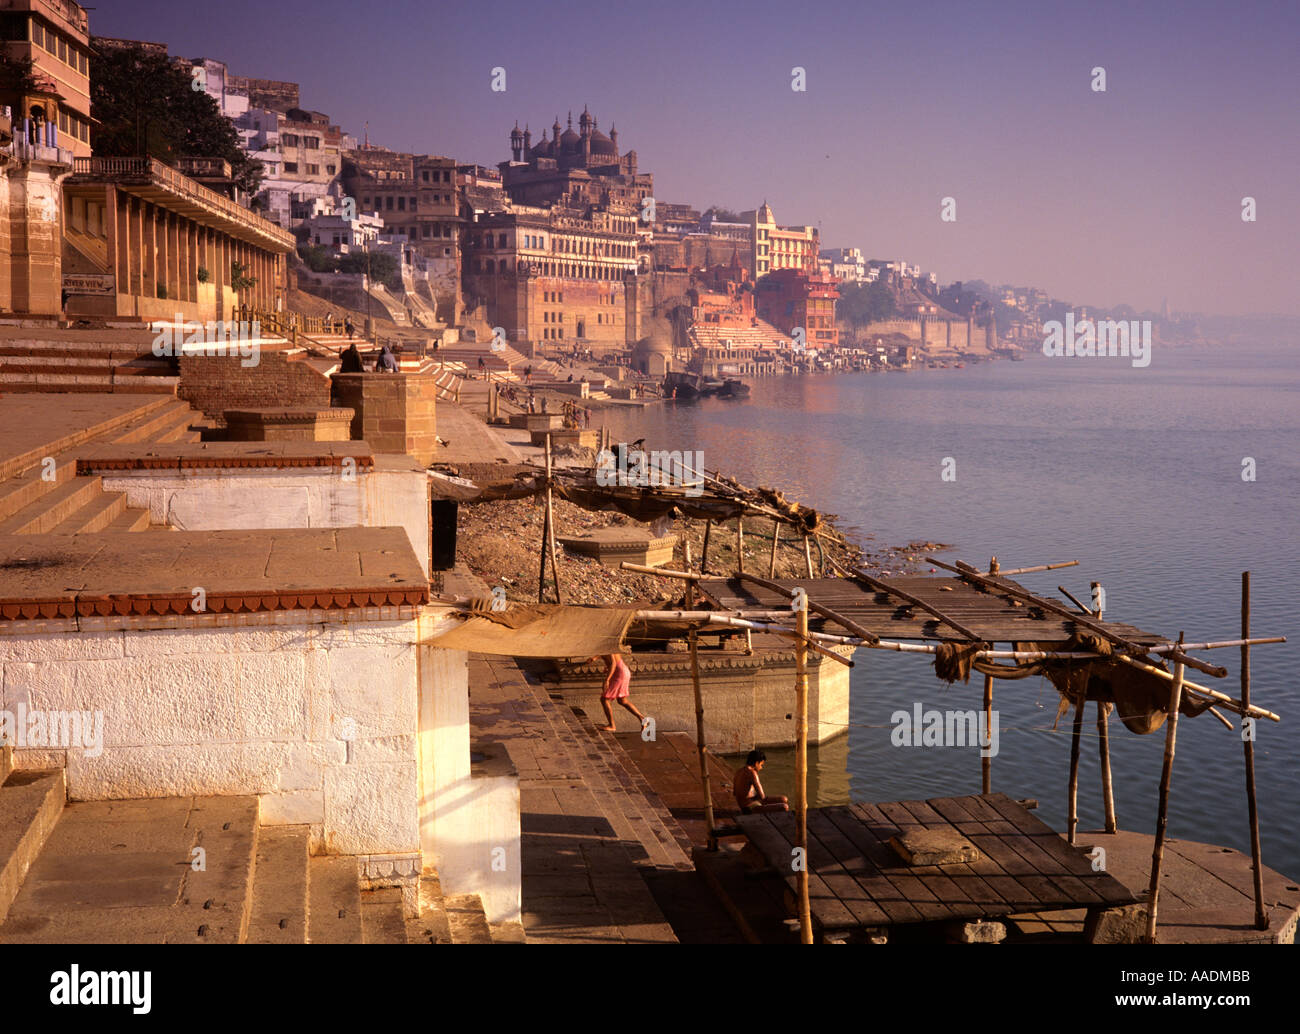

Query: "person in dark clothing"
<box><xmin>344</xmin><ymin>319</ymin><xmax>355</xmax><ymax>341</ymax></box>
<box><xmin>340</xmin><ymin>342</ymin><xmax>364</xmax><ymax>373</ymax></box>
<box><xmin>378</xmin><ymin>343</ymin><xmax>399</xmax><ymax>373</ymax></box>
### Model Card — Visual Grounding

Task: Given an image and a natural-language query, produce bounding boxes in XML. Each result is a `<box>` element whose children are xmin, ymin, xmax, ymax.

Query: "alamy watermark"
<box><xmin>1042</xmin><ymin>312</ymin><xmax>1151</xmax><ymax>368</ymax></box>
<box><xmin>152</xmin><ymin>314</ymin><xmax>261</xmax><ymax>367</ymax></box>
<box><xmin>1</xmin><ymin>703</ymin><xmax>104</xmax><ymax>758</ymax></box>
<box><xmin>596</xmin><ymin>445</ymin><xmax>705</xmax><ymax>497</ymax></box>
<box><xmin>890</xmin><ymin>702</ymin><xmax>999</xmax><ymax>758</ymax></box>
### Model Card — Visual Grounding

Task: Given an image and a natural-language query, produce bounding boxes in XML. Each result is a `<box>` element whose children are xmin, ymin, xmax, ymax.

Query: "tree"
<box><xmin>0</xmin><ymin>52</ymin><xmax>40</xmax><ymax>100</ymax></box>
<box><xmin>837</xmin><ymin>281</ymin><xmax>898</xmax><ymax>327</ymax></box>
<box><xmin>89</xmin><ymin>40</ymin><xmax>263</xmax><ymax>196</ymax></box>
<box><xmin>704</xmin><ymin>206</ymin><xmax>742</xmax><ymax>223</ymax></box>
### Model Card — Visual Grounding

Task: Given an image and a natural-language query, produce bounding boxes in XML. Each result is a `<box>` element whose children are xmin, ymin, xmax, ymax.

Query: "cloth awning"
<box><xmin>428</xmin><ymin>603</ymin><xmax>636</xmax><ymax>658</ymax></box>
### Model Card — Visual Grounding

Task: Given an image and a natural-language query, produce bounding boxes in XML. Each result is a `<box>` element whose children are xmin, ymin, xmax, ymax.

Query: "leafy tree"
<box><xmin>0</xmin><ymin>52</ymin><xmax>40</xmax><ymax>100</ymax></box>
<box><xmin>89</xmin><ymin>40</ymin><xmax>263</xmax><ymax>196</ymax></box>
<box><xmin>837</xmin><ymin>281</ymin><xmax>898</xmax><ymax>326</ymax></box>
<box><xmin>704</xmin><ymin>206</ymin><xmax>742</xmax><ymax>223</ymax></box>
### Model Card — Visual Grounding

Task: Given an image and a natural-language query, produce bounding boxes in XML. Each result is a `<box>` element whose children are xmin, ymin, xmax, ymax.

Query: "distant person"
<box><xmin>340</xmin><ymin>342</ymin><xmax>363</xmax><ymax>373</ymax></box>
<box><xmin>344</xmin><ymin>318</ymin><xmax>355</xmax><ymax>341</ymax></box>
<box><xmin>325</xmin><ymin>310</ymin><xmax>334</xmax><ymax>331</ymax></box>
<box><xmin>594</xmin><ymin>653</ymin><xmax>648</xmax><ymax>733</ymax></box>
<box><xmin>378</xmin><ymin>342</ymin><xmax>399</xmax><ymax>373</ymax></box>
<box><xmin>524</xmin><ymin>364</ymin><xmax>532</xmax><ymax>384</ymax></box>
<box><xmin>732</xmin><ymin>749</ymin><xmax>788</xmax><ymax>814</ymax></box>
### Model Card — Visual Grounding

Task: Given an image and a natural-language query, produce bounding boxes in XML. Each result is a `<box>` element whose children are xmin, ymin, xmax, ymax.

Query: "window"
<box><xmin>284</xmin><ymin>161</ymin><xmax>298</xmax><ymax>173</ymax></box>
<box><xmin>422</xmin><ymin>171</ymin><xmax>430</xmax><ymax>182</ymax></box>
<box><xmin>397</xmin><ymin>197</ymin><xmax>406</xmax><ymax>211</ymax></box>
<box><xmin>326</xmin><ymin>164</ymin><xmax>336</xmax><ymax>175</ymax></box>
<box><xmin>386</xmin><ymin>196</ymin><xmax>394</xmax><ymax>210</ymax></box>
<box><xmin>306</xmin><ymin>164</ymin><xmax>319</xmax><ymax>175</ymax></box>
<box><xmin>283</xmin><ymin>133</ymin><xmax>299</xmax><ymax>147</ymax></box>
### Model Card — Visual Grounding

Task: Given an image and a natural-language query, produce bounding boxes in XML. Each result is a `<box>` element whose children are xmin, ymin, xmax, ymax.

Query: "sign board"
<box><xmin>62</xmin><ymin>273</ymin><xmax>115</xmax><ymax>296</ymax></box>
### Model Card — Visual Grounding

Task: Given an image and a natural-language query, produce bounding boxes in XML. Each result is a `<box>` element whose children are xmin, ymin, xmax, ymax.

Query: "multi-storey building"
<box><xmin>754</xmin><ymin>266</ymin><xmax>840</xmax><ymax>349</ymax></box>
<box><xmin>823</xmin><ymin>246</ymin><xmax>866</xmax><ymax>282</ymax></box>
<box><xmin>0</xmin><ymin>0</ymin><xmax>92</xmax><ymax>156</ymax></box>
<box><xmin>341</xmin><ymin>147</ymin><xmax>460</xmax><ymax>317</ymax></box>
<box><xmin>462</xmin><ymin>201</ymin><xmax>640</xmax><ymax>351</ymax></box>
<box><xmin>747</xmin><ymin>202</ymin><xmax>818</xmax><ymax>277</ymax></box>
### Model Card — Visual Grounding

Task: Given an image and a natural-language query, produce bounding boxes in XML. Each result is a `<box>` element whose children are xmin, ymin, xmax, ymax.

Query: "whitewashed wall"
<box><xmin>0</xmin><ymin>615</ymin><xmax>422</xmax><ymax>855</ymax></box>
<box><xmin>100</xmin><ymin>465</ymin><xmax>431</xmax><ymax>577</ymax></box>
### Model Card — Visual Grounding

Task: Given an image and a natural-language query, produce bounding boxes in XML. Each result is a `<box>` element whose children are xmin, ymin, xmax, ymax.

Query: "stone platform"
<box><xmin>558</xmin><ymin>526</ymin><xmax>677</xmax><ymax>568</ymax></box>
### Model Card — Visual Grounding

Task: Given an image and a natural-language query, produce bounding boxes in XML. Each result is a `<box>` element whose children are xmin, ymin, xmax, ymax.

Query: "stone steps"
<box><xmin>516</xmin><ymin>669</ymin><xmax>693</xmax><ymax>873</ymax></box>
<box><xmin>359</xmin><ymin>886</ymin><xmax>409</xmax><ymax>943</ymax></box>
<box><xmin>307</xmin><ymin>855</ymin><xmax>364</xmax><ymax>944</ymax></box>
<box><xmin>0</xmin><ymin>795</ymin><xmax>259</xmax><ymax>944</ymax></box>
<box><xmin>0</xmin><ymin>474</ymin><xmax>107</xmax><ymax>534</ymax></box>
<box><xmin>246</xmin><ymin>825</ymin><xmax>311</xmax><ymax>944</ymax></box>
<box><xmin>0</xmin><ymin>398</ymin><xmax>200</xmax><ymax>531</ymax></box>
<box><xmin>0</xmin><ymin>770</ymin><xmax>66</xmax><ymax>925</ymax></box>
<box><xmin>403</xmin><ymin>867</ymin><xmax>509</xmax><ymax>944</ymax></box>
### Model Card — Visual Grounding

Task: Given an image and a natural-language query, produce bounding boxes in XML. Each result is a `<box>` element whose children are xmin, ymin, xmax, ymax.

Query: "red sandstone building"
<box><xmin>754</xmin><ymin>266</ymin><xmax>840</xmax><ymax>349</ymax></box>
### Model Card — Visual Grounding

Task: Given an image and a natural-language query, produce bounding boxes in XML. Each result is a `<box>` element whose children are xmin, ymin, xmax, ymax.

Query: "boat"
<box><xmin>662</xmin><ymin>370</ymin><xmax>704</xmax><ymax>399</ymax></box>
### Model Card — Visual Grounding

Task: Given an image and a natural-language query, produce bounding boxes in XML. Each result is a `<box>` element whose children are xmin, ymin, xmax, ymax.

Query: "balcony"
<box><xmin>69</xmin><ymin>156</ymin><xmax>295</xmax><ymax>251</ymax></box>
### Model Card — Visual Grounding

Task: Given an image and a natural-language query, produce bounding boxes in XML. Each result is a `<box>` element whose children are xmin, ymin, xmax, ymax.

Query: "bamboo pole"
<box><xmin>803</xmin><ymin>535</ymin><xmax>814</xmax><ymax>578</ymax></box>
<box><xmin>1145</xmin><ymin>634</ymin><xmax>1185</xmax><ymax>944</ymax></box>
<box><xmin>701</xmin><ymin>519</ymin><xmax>713</xmax><ymax>574</ymax></box>
<box><xmin>1241</xmin><ymin>572</ymin><xmax>1268</xmax><ymax>930</ymax></box>
<box><xmin>795</xmin><ymin>599</ymin><xmax>812</xmax><ymax>944</ymax></box>
<box><xmin>769</xmin><ymin>519</ymin><xmax>781</xmax><ymax>577</ymax></box>
<box><xmin>982</xmin><ymin>673</ymin><xmax>993</xmax><ymax>794</ymax></box>
<box><xmin>988</xmin><ymin>561</ymin><xmax>1079</xmax><ymax>576</ymax></box>
<box><xmin>545</xmin><ymin>434</ymin><xmax>563</xmax><ymax>605</ymax></box>
<box><xmin>1058</xmin><ymin>586</ymin><xmax>1092</xmax><ymax>614</ymax></box>
<box><xmin>1113</xmin><ymin>654</ymin><xmax>1279</xmax><ymax>722</ymax></box>
<box><xmin>1067</xmin><ymin>693</ymin><xmax>1085</xmax><ymax>845</ymax></box>
<box><xmin>684</xmin><ymin>543</ymin><xmax>715</xmax><ymax>847</ymax></box>
<box><xmin>1098</xmin><ymin>701</ymin><xmax>1117</xmax><ymax>833</ymax></box>
<box><xmin>736</xmin><ymin>518</ymin><xmax>745</xmax><ymax>574</ymax></box>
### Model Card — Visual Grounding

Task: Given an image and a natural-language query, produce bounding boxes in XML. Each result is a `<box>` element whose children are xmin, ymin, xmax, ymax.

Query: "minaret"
<box><xmin>522</xmin><ymin>123</ymin><xmax>531</xmax><ymax>154</ymax></box>
<box><xmin>609</xmin><ymin>122</ymin><xmax>618</xmax><ymax>154</ymax></box>
<box><xmin>510</xmin><ymin>121</ymin><xmax>523</xmax><ymax>161</ymax></box>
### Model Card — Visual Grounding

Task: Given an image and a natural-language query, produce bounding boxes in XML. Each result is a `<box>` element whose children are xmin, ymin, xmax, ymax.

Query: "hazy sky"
<box><xmin>92</xmin><ymin>0</ymin><xmax>1299</xmax><ymax>316</ymax></box>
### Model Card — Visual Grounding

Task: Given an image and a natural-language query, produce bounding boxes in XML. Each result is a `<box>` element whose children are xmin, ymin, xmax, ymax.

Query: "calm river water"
<box><xmin>601</xmin><ymin>343</ymin><xmax>1300</xmax><ymax>877</ymax></box>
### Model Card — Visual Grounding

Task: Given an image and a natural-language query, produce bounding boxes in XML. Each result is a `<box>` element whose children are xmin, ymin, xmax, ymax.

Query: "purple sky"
<box><xmin>92</xmin><ymin>0</ymin><xmax>1299</xmax><ymax>316</ymax></box>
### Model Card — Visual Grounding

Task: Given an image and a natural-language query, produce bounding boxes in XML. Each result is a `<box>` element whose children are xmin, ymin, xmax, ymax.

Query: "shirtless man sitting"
<box><xmin>732</xmin><ymin>749</ymin><xmax>789</xmax><ymax>814</ymax></box>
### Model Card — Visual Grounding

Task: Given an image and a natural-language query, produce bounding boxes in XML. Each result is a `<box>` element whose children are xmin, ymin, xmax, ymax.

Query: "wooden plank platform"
<box><xmin>737</xmin><ymin>793</ymin><xmax>1138</xmax><ymax>933</ymax></box>
<box><xmin>697</xmin><ymin>576</ymin><xmax>1166</xmax><ymax>645</ymax></box>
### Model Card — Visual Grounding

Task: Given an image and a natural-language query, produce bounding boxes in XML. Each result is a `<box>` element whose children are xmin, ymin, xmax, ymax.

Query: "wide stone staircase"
<box><xmin>0</xmin><ymin>323</ymin><xmax>180</xmax><ymax>394</ymax></box>
<box><xmin>0</xmin><ymin>396</ymin><xmax>201</xmax><ymax>535</ymax></box>
<box><xmin>0</xmin><ymin>752</ymin><xmax>503</xmax><ymax>944</ymax></box>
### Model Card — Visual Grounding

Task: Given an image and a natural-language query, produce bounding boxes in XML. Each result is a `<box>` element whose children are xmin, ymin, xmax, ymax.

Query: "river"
<box><xmin>599</xmin><ymin>343</ymin><xmax>1300</xmax><ymax>877</ymax></box>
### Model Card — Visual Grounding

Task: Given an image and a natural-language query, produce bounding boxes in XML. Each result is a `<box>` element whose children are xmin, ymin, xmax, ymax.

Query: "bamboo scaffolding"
<box><xmin>769</xmin><ymin>520</ymin><xmax>781</xmax><ymax>577</ymax></box>
<box><xmin>701</xmin><ymin>519</ymin><xmax>713</xmax><ymax>573</ymax></box>
<box><xmin>982</xmin><ymin>673</ymin><xmax>993</xmax><ymax>794</ymax></box>
<box><xmin>1098</xmin><ymin>701</ymin><xmax>1117</xmax><ymax>833</ymax></box>
<box><xmin>926</xmin><ymin>557</ymin><xmax>1229</xmax><ymax>679</ymax></box>
<box><xmin>545</xmin><ymin>435</ymin><xmax>563</xmax><ymax>605</ymax></box>
<box><xmin>1145</xmin><ymin>634</ymin><xmax>1186</xmax><ymax>943</ymax></box>
<box><xmin>803</xmin><ymin>535</ymin><xmax>814</xmax><ymax>578</ymax></box>
<box><xmin>736</xmin><ymin>518</ymin><xmax>745</xmax><ymax>574</ymax></box>
<box><xmin>1242</xmin><ymin>572</ymin><xmax>1268</xmax><ymax>930</ymax></box>
<box><xmin>795</xmin><ymin>600</ymin><xmax>812</xmax><ymax>944</ymax></box>
<box><xmin>1068</xmin><ymin>691</ymin><xmax>1085</xmax><ymax>845</ymax></box>
<box><xmin>684</xmin><ymin>543</ymin><xmax>715</xmax><ymax>847</ymax></box>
